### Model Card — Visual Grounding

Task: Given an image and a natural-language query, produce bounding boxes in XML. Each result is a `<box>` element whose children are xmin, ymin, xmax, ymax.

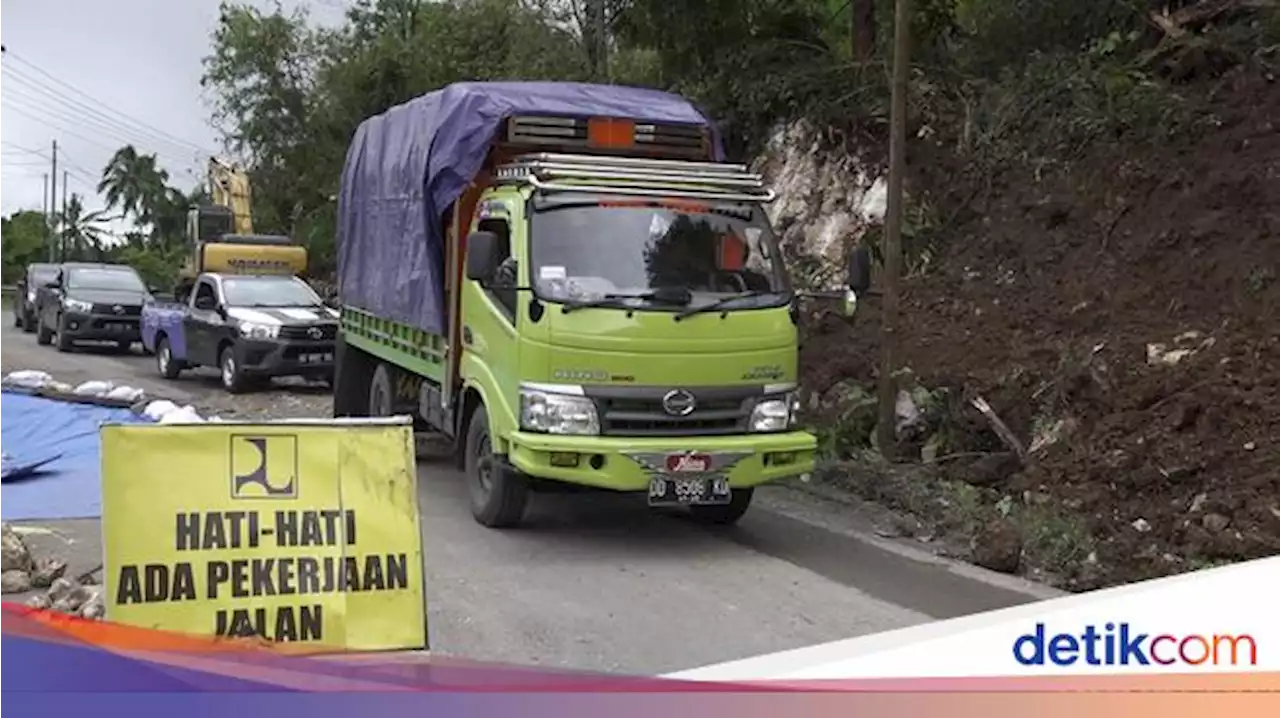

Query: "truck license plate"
<box><xmin>301</xmin><ymin>352</ymin><xmax>332</xmax><ymax>363</ymax></box>
<box><xmin>648</xmin><ymin>476</ymin><xmax>732</xmax><ymax>507</ymax></box>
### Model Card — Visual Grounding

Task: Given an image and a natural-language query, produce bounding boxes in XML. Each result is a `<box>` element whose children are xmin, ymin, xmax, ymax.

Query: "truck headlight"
<box><xmin>749</xmin><ymin>392</ymin><xmax>799</xmax><ymax>432</ymax></box>
<box><xmin>520</xmin><ymin>387</ymin><xmax>600</xmax><ymax>435</ymax></box>
<box><xmin>26</xmin><ymin>288</ymin><xmax>36</xmax><ymax>302</ymax></box>
<box><xmin>238</xmin><ymin>321</ymin><xmax>279</xmax><ymax>339</ymax></box>
<box><xmin>62</xmin><ymin>298</ymin><xmax>93</xmax><ymax>313</ymax></box>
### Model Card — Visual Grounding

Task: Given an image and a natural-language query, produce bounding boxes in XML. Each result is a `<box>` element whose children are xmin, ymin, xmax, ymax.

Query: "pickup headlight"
<box><xmin>749</xmin><ymin>391</ymin><xmax>800</xmax><ymax>432</ymax></box>
<box><xmin>238</xmin><ymin>321</ymin><xmax>279</xmax><ymax>339</ymax></box>
<box><xmin>26</xmin><ymin>288</ymin><xmax>36</xmax><ymax>302</ymax></box>
<box><xmin>62</xmin><ymin>298</ymin><xmax>93</xmax><ymax>313</ymax></box>
<box><xmin>520</xmin><ymin>387</ymin><xmax>600</xmax><ymax>435</ymax></box>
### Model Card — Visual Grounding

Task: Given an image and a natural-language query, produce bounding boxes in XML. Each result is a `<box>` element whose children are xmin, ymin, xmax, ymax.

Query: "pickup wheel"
<box><xmin>156</xmin><ymin>336</ymin><xmax>183</xmax><ymax>379</ymax></box>
<box><xmin>464</xmin><ymin>405</ymin><xmax>529</xmax><ymax>528</ymax></box>
<box><xmin>219</xmin><ymin>345</ymin><xmax>250</xmax><ymax>394</ymax></box>
<box><xmin>689</xmin><ymin>487</ymin><xmax>755</xmax><ymax>526</ymax></box>
<box><xmin>54</xmin><ymin>316</ymin><xmax>73</xmax><ymax>353</ymax></box>
<box><xmin>35</xmin><ymin>315</ymin><xmax>53</xmax><ymax>345</ymax></box>
<box><xmin>22</xmin><ymin>309</ymin><xmax>36</xmax><ymax>334</ymax></box>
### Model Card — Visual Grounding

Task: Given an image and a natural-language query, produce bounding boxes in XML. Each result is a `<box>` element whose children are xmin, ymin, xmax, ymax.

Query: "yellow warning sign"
<box><xmin>100</xmin><ymin>419</ymin><xmax>426</xmax><ymax>652</ymax></box>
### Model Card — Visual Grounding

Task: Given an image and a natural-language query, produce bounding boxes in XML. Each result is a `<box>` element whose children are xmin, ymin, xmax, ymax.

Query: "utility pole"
<box><xmin>49</xmin><ymin>140</ymin><xmax>58</xmax><ymax>261</ymax></box>
<box><xmin>876</xmin><ymin>0</ymin><xmax>912</xmax><ymax>458</ymax></box>
<box><xmin>42</xmin><ymin>173</ymin><xmax>50</xmax><ymax>259</ymax></box>
<box><xmin>61</xmin><ymin>170</ymin><xmax>69</xmax><ymax>261</ymax></box>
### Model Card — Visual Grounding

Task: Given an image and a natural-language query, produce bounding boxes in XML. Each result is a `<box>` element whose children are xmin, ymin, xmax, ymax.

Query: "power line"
<box><xmin>2</xmin><ymin>73</ymin><xmax>205</xmax><ymax>168</ymax></box>
<box><xmin>1</xmin><ymin>48</ymin><xmax>214</xmax><ymax>155</ymax></box>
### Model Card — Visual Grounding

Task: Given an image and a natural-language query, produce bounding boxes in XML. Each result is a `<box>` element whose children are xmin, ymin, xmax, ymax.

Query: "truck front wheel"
<box><xmin>219</xmin><ymin>345</ymin><xmax>250</xmax><ymax>394</ymax></box>
<box><xmin>689</xmin><ymin>487</ymin><xmax>755</xmax><ymax>526</ymax></box>
<box><xmin>464</xmin><ymin>405</ymin><xmax>529</xmax><ymax>528</ymax></box>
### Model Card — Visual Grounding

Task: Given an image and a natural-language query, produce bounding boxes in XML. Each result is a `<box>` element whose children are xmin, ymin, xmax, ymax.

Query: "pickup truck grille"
<box><xmin>588</xmin><ymin>387</ymin><xmax>757</xmax><ymax>437</ymax></box>
<box><xmin>278</xmin><ymin>324</ymin><xmax>337</xmax><ymax>341</ymax></box>
<box><xmin>91</xmin><ymin>303</ymin><xmax>142</xmax><ymax>316</ymax></box>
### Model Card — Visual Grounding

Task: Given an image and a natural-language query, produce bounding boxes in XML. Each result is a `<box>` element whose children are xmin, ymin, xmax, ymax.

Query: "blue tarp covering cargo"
<box><xmin>1</xmin><ymin>391</ymin><xmax>153</xmax><ymax>520</ymax></box>
<box><xmin>336</xmin><ymin>81</ymin><xmax>723</xmax><ymax>335</ymax></box>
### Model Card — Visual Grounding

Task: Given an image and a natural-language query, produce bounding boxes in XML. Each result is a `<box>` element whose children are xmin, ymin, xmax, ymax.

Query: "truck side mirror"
<box><xmin>194</xmin><ymin>295</ymin><xmax>217</xmax><ymax>311</ymax></box>
<box><xmin>847</xmin><ymin>246</ymin><xmax>872</xmax><ymax>295</ymax></box>
<box><xmin>465</xmin><ymin>230</ymin><xmax>503</xmax><ymax>283</ymax></box>
<box><xmin>42</xmin><ymin>281</ymin><xmax>60</xmax><ymax>290</ymax></box>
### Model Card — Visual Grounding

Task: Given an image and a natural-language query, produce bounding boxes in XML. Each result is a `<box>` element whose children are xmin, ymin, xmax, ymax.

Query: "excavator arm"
<box><xmin>207</xmin><ymin>156</ymin><xmax>254</xmax><ymax>236</ymax></box>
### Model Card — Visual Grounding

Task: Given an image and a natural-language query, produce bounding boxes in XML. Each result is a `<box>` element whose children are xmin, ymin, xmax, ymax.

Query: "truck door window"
<box><xmin>478</xmin><ymin>217</ymin><xmax>517</xmax><ymax>319</ymax></box>
<box><xmin>194</xmin><ymin>280</ymin><xmax>218</xmax><ymax>310</ymax></box>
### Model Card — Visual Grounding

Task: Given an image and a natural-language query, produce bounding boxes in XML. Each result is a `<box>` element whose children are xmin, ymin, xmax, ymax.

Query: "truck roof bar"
<box><xmin>494</xmin><ymin>152</ymin><xmax>776</xmax><ymax>203</ymax></box>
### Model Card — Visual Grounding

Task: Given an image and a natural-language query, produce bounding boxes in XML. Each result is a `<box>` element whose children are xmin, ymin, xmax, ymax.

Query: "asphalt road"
<box><xmin>0</xmin><ymin>319</ymin><xmax>1060</xmax><ymax>675</ymax></box>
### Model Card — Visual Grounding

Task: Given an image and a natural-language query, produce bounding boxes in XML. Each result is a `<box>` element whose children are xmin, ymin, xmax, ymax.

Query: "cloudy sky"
<box><xmin>0</xmin><ymin>0</ymin><xmax>348</xmax><ymax>223</ymax></box>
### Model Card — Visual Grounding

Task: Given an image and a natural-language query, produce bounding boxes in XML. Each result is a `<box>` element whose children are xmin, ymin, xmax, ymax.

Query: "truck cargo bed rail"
<box><xmin>495</xmin><ymin>152</ymin><xmax>776</xmax><ymax>203</ymax></box>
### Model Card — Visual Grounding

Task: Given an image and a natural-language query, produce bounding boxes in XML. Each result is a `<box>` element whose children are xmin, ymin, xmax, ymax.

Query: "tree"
<box><xmin>852</xmin><ymin>0</ymin><xmax>875</xmax><ymax>61</ymax></box>
<box><xmin>98</xmin><ymin>145</ymin><xmax>171</xmax><ymax>227</ymax></box>
<box><xmin>58</xmin><ymin>193</ymin><xmax>112</xmax><ymax>261</ymax></box>
<box><xmin>1</xmin><ymin>210</ymin><xmax>50</xmax><ymax>283</ymax></box>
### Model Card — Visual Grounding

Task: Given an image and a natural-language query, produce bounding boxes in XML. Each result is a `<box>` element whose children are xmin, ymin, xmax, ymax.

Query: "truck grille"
<box><xmin>588</xmin><ymin>387</ymin><xmax>758</xmax><ymax>437</ymax></box>
<box><xmin>278</xmin><ymin>324</ymin><xmax>337</xmax><ymax>341</ymax></box>
<box><xmin>91</xmin><ymin>303</ymin><xmax>142</xmax><ymax>316</ymax></box>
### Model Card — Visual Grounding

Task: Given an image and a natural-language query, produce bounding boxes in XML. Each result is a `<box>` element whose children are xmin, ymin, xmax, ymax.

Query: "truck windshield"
<box><xmin>529</xmin><ymin>197</ymin><xmax>789</xmax><ymax>310</ymax></box>
<box><xmin>67</xmin><ymin>268</ymin><xmax>145</xmax><ymax>292</ymax></box>
<box><xmin>30</xmin><ymin>267</ymin><xmax>58</xmax><ymax>286</ymax></box>
<box><xmin>222</xmin><ymin>276</ymin><xmax>322</xmax><ymax>308</ymax></box>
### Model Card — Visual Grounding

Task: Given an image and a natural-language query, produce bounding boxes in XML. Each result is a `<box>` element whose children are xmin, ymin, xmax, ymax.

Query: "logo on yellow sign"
<box><xmin>231</xmin><ymin>434</ymin><xmax>298</xmax><ymax>499</ymax></box>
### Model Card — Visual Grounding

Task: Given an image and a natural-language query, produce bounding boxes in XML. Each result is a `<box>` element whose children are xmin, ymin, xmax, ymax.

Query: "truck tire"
<box><xmin>36</xmin><ymin>315</ymin><xmax>52</xmax><ymax>345</ymax></box>
<box><xmin>689</xmin><ymin>487</ymin><xmax>755</xmax><ymax>526</ymax></box>
<box><xmin>333</xmin><ymin>335</ymin><xmax>375</xmax><ymax>417</ymax></box>
<box><xmin>219</xmin><ymin>345</ymin><xmax>250</xmax><ymax>394</ymax></box>
<box><xmin>22</xmin><ymin>309</ymin><xmax>36</xmax><ymax>333</ymax></box>
<box><xmin>156</xmin><ymin>336</ymin><xmax>183</xmax><ymax>379</ymax></box>
<box><xmin>464</xmin><ymin>405</ymin><xmax>529</xmax><ymax>528</ymax></box>
<box><xmin>369</xmin><ymin>363</ymin><xmax>394</xmax><ymax>416</ymax></box>
<box><xmin>54</xmin><ymin>316</ymin><xmax>73</xmax><ymax>353</ymax></box>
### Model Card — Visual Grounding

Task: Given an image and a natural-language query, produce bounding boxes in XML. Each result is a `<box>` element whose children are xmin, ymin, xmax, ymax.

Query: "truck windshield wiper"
<box><xmin>560</xmin><ymin>287</ymin><xmax>692</xmax><ymax>314</ymax></box>
<box><xmin>674</xmin><ymin>290</ymin><xmax>777</xmax><ymax>320</ymax></box>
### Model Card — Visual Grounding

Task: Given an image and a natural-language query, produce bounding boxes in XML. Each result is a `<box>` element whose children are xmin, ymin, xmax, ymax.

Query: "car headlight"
<box><xmin>62</xmin><ymin>298</ymin><xmax>93</xmax><ymax>313</ymax></box>
<box><xmin>520</xmin><ymin>387</ymin><xmax>600</xmax><ymax>435</ymax></box>
<box><xmin>238</xmin><ymin>321</ymin><xmax>279</xmax><ymax>339</ymax></box>
<box><xmin>26</xmin><ymin>288</ymin><xmax>36</xmax><ymax>302</ymax></box>
<box><xmin>749</xmin><ymin>391</ymin><xmax>799</xmax><ymax>432</ymax></box>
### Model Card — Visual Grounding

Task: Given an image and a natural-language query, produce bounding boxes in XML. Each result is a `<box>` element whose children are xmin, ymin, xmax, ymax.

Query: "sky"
<box><xmin>0</xmin><ymin>0</ymin><xmax>349</xmax><ymax>227</ymax></box>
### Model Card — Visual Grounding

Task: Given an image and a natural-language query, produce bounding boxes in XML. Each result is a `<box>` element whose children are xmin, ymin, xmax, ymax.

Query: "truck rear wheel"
<box><xmin>464</xmin><ymin>404</ymin><xmax>528</xmax><ymax>528</ymax></box>
<box><xmin>369</xmin><ymin>363</ymin><xmax>394</xmax><ymax>416</ymax></box>
<box><xmin>333</xmin><ymin>335</ymin><xmax>375</xmax><ymax>417</ymax></box>
<box><xmin>689</xmin><ymin>487</ymin><xmax>755</xmax><ymax>526</ymax></box>
<box><xmin>156</xmin><ymin>336</ymin><xmax>183</xmax><ymax>379</ymax></box>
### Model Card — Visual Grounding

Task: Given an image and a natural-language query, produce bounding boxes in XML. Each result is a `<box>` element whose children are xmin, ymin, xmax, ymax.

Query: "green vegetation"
<box><xmin>7</xmin><ymin>0</ymin><xmax>1274</xmax><ymax>289</ymax></box>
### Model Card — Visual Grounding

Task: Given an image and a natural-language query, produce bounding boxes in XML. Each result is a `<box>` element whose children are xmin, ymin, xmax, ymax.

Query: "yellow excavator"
<box><xmin>180</xmin><ymin>157</ymin><xmax>308</xmax><ymax>279</ymax></box>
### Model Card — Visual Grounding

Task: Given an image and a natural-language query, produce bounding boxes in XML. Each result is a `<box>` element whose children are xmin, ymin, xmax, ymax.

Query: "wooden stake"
<box><xmin>876</xmin><ymin>0</ymin><xmax>912</xmax><ymax>457</ymax></box>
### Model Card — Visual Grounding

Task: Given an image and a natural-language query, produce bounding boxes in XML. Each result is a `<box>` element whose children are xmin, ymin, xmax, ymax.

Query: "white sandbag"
<box><xmin>105</xmin><ymin>385</ymin><xmax>145</xmax><ymax>402</ymax></box>
<box><xmin>158</xmin><ymin>406</ymin><xmax>204</xmax><ymax>424</ymax></box>
<box><xmin>142</xmin><ymin>400</ymin><xmax>179</xmax><ymax>420</ymax></box>
<box><xmin>3</xmin><ymin>370</ymin><xmax>53</xmax><ymax>388</ymax></box>
<box><xmin>73</xmin><ymin>380</ymin><xmax>114</xmax><ymax>397</ymax></box>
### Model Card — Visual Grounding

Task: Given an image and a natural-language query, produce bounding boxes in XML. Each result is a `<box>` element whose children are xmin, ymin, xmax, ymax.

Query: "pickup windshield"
<box><xmin>529</xmin><ymin>197</ymin><xmax>789</xmax><ymax>311</ymax></box>
<box><xmin>221</xmin><ymin>276</ymin><xmax>321</xmax><ymax>308</ymax></box>
<box><xmin>66</xmin><ymin>267</ymin><xmax>145</xmax><ymax>292</ymax></box>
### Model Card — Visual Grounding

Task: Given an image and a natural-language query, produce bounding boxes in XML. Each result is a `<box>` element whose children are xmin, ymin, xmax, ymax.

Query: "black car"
<box><xmin>13</xmin><ymin>262</ymin><xmax>60</xmax><ymax>333</ymax></box>
<box><xmin>36</xmin><ymin>263</ymin><xmax>151</xmax><ymax>353</ymax></box>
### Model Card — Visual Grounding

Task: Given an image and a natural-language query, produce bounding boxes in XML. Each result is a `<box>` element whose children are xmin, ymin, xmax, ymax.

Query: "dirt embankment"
<box><xmin>800</xmin><ymin>68</ymin><xmax>1280</xmax><ymax>590</ymax></box>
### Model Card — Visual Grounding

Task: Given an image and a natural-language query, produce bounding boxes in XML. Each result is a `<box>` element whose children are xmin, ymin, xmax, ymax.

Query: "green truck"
<box><xmin>333</xmin><ymin>82</ymin><xmax>868</xmax><ymax>528</ymax></box>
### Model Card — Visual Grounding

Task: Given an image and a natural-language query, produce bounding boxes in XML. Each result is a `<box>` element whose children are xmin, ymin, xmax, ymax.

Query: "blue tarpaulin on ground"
<box><xmin>337</xmin><ymin>81</ymin><xmax>724</xmax><ymax>335</ymax></box>
<box><xmin>0</xmin><ymin>391</ymin><xmax>152</xmax><ymax>520</ymax></box>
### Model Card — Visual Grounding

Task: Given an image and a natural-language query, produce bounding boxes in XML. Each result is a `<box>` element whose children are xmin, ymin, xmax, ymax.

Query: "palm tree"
<box><xmin>98</xmin><ymin>145</ymin><xmax>171</xmax><ymax>227</ymax></box>
<box><xmin>59</xmin><ymin>193</ymin><xmax>113</xmax><ymax>261</ymax></box>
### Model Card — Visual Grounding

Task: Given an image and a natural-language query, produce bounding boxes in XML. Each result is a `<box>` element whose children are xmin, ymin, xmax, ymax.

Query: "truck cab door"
<box><xmin>461</xmin><ymin>200</ymin><xmax>524</xmax><ymax>427</ymax></box>
<box><xmin>186</xmin><ymin>278</ymin><xmax>223</xmax><ymax>365</ymax></box>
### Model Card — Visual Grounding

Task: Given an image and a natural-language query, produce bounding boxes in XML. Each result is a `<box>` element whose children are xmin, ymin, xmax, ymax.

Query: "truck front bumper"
<box><xmin>506</xmin><ymin>430</ymin><xmax>817</xmax><ymax>492</ymax></box>
<box><xmin>58</xmin><ymin>312</ymin><xmax>141</xmax><ymax>343</ymax></box>
<box><xmin>236</xmin><ymin>339</ymin><xmax>335</xmax><ymax>378</ymax></box>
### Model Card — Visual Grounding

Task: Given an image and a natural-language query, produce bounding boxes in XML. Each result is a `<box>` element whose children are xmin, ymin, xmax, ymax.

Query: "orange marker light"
<box><xmin>587</xmin><ymin>117</ymin><xmax>635</xmax><ymax>149</ymax></box>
